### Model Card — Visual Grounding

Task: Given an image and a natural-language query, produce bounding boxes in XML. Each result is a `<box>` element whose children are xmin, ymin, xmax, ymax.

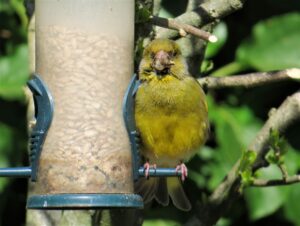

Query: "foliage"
<box><xmin>145</xmin><ymin>1</ymin><xmax>300</xmax><ymax>226</ymax></box>
<box><xmin>201</xmin><ymin>22</ymin><xmax>228</xmax><ymax>73</ymax></box>
<box><xmin>236</xmin><ymin>13</ymin><xmax>300</xmax><ymax>71</ymax></box>
<box><xmin>211</xmin><ymin>12</ymin><xmax>300</xmax><ymax>76</ymax></box>
<box><xmin>0</xmin><ymin>1</ymin><xmax>28</xmax><ymax>225</ymax></box>
<box><xmin>1</xmin><ymin>0</ymin><xmax>300</xmax><ymax>226</ymax></box>
<box><xmin>238</xmin><ymin>150</ymin><xmax>257</xmax><ymax>189</ymax></box>
<box><xmin>266</xmin><ymin>129</ymin><xmax>287</xmax><ymax>165</ymax></box>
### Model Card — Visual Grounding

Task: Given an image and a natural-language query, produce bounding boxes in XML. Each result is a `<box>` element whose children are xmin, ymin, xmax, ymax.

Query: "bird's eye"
<box><xmin>150</xmin><ymin>53</ymin><xmax>155</xmax><ymax>59</ymax></box>
<box><xmin>144</xmin><ymin>69</ymin><xmax>152</xmax><ymax>75</ymax></box>
<box><xmin>173</xmin><ymin>51</ymin><xmax>178</xmax><ymax>57</ymax></box>
<box><xmin>167</xmin><ymin>51</ymin><xmax>173</xmax><ymax>57</ymax></box>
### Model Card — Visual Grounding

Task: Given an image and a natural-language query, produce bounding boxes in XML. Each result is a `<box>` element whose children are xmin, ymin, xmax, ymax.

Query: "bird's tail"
<box><xmin>135</xmin><ymin>177</ymin><xmax>191</xmax><ymax>211</ymax></box>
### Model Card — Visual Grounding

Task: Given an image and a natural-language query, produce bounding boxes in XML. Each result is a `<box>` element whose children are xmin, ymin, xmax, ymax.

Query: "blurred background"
<box><xmin>0</xmin><ymin>0</ymin><xmax>300</xmax><ymax>225</ymax></box>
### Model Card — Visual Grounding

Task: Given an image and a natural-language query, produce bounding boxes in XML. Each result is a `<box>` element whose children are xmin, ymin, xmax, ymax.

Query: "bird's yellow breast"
<box><xmin>135</xmin><ymin>75</ymin><xmax>208</xmax><ymax>166</ymax></box>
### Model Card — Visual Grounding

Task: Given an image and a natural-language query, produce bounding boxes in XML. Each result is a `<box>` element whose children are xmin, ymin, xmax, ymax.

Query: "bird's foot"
<box><xmin>176</xmin><ymin>162</ymin><xmax>188</xmax><ymax>182</ymax></box>
<box><xmin>143</xmin><ymin>161</ymin><xmax>157</xmax><ymax>179</ymax></box>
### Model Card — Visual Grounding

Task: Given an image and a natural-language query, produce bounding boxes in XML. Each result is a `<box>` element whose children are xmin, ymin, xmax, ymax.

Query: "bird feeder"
<box><xmin>0</xmin><ymin>0</ymin><xmax>184</xmax><ymax>210</ymax></box>
<box><xmin>0</xmin><ymin>0</ymin><xmax>144</xmax><ymax>209</ymax></box>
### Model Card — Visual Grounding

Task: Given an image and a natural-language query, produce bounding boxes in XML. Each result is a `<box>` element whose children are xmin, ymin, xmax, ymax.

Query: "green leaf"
<box><xmin>269</xmin><ymin>129</ymin><xmax>286</xmax><ymax>153</ymax></box>
<box><xmin>200</xmin><ymin>60</ymin><xmax>214</xmax><ymax>73</ymax></box>
<box><xmin>205</xmin><ymin>22</ymin><xmax>228</xmax><ymax>59</ymax></box>
<box><xmin>135</xmin><ymin>5</ymin><xmax>151</xmax><ymax>23</ymax></box>
<box><xmin>216</xmin><ymin>218</ymin><xmax>231</xmax><ymax>226</ymax></box>
<box><xmin>143</xmin><ymin>219</ymin><xmax>181</xmax><ymax>226</ymax></box>
<box><xmin>240</xmin><ymin>170</ymin><xmax>254</xmax><ymax>187</ymax></box>
<box><xmin>245</xmin><ymin>186</ymin><xmax>286</xmax><ymax>220</ymax></box>
<box><xmin>205</xmin><ymin>95</ymin><xmax>261</xmax><ymax>189</ymax></box>
<box><xmin>238</xmin><ymin>150</ymin><xmax>257</xmax><ymax>189</ymax></box>
<box><xmin>266</xmin><ymin>151</ymin><xmax>277</xmax><ymax>164</ymax></box>
<box><xmin>0</xmin><ymin>44</ymin><xmax>28</xmax><ymax>100</ymax></box>
<box><xmin>284</xmin><ymin>184</ymin><xmax>300</xmax><ymax>226</ymax></box>
<box><xmin>236</xmin><ymin>13</ymin><xmax>300</xmax><ymax>71</ymax></box>
<box><xmin>238</xmin><ymin>150</ymin><xmax>257</xmax><ymax>172</ymax></box>
<box><xmin>10</xmin><ymin>0</ymin><xmax>28</xmax><ymax>29</ymax></box>
<box><xmin>245</xmin><ymin>145</ymin><xmax>300</xmax><ymax>221</ymax></box>
<box><xmin>244</xmin><ymin>165</ymin><xmax>288</xmax><ymax>220</ymax></box>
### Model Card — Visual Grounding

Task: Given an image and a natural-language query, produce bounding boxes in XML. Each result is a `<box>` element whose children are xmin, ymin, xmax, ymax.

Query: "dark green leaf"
<box><xmin>135</xmin><ymin>4</ymin><xmax>152</xmax><ymax>23</ymax></box>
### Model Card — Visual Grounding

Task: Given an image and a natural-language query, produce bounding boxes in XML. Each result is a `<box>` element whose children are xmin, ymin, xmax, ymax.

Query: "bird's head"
<box><xmin>139</xmin><ymin>39</ymin><xmax>188</xmax><ymax>81</ymax></box>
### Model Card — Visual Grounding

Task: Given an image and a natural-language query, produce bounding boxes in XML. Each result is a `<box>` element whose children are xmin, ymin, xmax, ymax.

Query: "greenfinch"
<box><xmin>134</xmin><ymin>39</ymin><xmax>209</xmax><ymax>211</ymax></box>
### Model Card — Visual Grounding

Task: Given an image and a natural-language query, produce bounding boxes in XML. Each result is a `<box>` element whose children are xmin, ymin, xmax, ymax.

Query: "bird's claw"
<box><xmin>176</xmin><ymin>162</ymin><xmax>188</xmax><ymax>182</ymax></box>
<box><xmin>143</xmin><ymin>162</ymin><xmax>156</xmax><ymax>179</ymax></box>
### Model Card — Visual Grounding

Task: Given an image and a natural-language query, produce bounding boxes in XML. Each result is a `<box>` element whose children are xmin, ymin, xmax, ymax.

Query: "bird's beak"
<box><xmin>152</xmin><ymin>50</ymin><xmax>174</xmax><ymax>72</ymax></box>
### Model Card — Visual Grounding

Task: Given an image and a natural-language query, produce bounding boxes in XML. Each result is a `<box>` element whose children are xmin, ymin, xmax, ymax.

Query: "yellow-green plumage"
<box><xmin>134</xmin><ymin>39</ymin><xmax>209</xmax><ymax>211</ymax></box>
<box><xmin>135</xmin><ymin>75</ymin><xmax>208</xmax><ymax>165</ymax></box>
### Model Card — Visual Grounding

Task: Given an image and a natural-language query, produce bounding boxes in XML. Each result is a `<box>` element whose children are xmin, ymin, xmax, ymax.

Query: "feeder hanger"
<box><xmin>0</xmin><ymin>74</ymin><xmax>54</xmax><ymax>181</ymax></box>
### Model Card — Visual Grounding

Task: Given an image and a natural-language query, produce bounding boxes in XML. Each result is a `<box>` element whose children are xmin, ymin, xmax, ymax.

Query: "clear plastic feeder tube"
<box><xmin>34</xmin><ymin>0</ymin><xmax>134</xmax><ymax>195</ymax></box>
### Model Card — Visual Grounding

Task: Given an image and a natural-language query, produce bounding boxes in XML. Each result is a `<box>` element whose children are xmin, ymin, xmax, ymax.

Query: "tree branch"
<box><xmin>151</xmin><ymin>16</ymin><xmax>217</xmax><ymax>42</ymax></box>
<box><xmin>278</xmin><ymin>163</ymin><xmax>289</xmax><ymax>180</ymax></box>
<box><xmin>252</xmin><ymin>175</ymin><xmax>300</xmax><ymax>187</ymax></box>
<box><xmin>198</xmin><ymin>68</ymin><xmax>300</xmax><ymax>89</ymax></box>
<box><xmin>188</xmin><ymin>90</ymin><xmax>300</xmax><ymax>226</ymax></box>
<box><xmin>156</xmin><ymin>0</ymin><xmax>246</xmax><ymax>39</ymax></box>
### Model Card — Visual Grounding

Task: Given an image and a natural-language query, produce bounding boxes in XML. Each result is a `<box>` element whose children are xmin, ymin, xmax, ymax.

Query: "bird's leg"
<box><xmin>176</xmin><ymin>161</ymin><xmax>188</xmax><ymax>182</ymax></box>
<box><xmin>143</xmin><ymin>159</ymin><xmax>157</xmax><ymax>179</ymax></box>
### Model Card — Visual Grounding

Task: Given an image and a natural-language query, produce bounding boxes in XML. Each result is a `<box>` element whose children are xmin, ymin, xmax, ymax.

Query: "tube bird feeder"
<box><xmin>0</xmin><ymin>0</ymin><xmax>185</xmax><ymax>210</ymax></box>
<box><xmin>29</xmin><ymin>0</ymin><xmax>143</xmax><ymax>208</ymax></box>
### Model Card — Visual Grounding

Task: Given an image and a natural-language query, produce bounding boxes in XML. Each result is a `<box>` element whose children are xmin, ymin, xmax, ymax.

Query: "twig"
<box><xmin>151</xmin><ymin>16</ymin><xmax>217</xmax><ymax>42</ymax></box>
<box><xmin>156</xmin><ymin>0</ymin><xmax>246</xmax><ymax>39</ymax></box>
<box><xmin>189</xmin><ymin>90</ymin><xmax>300</xmax><ymax>226</ymax></box>
<box><xmin>272</xmin><ymin>142</ymin><xmax>289</xmax><ymax>181</ymax></box>
<box><xmin>250</xmin><ymin>92</ymin><xmax>300</xmax><ymax>169</ymax></box>
<box><xmin>278</xmin><ymin>164</ymin><xmax>289</xmax><ymax>181</ymax></box>
<box><xmin>252</xmin><ymin>175</ymin><xmax>300</xmax><ymax>187</ymax></box>
<box><xmin>198</xmin><ymin>68</ymin><xmax>300</xmax><ymax>89</ymax></box>
<box><xmin>153</xmin><ymin>0</ymin><xmax>162</xmax><ymax>16</ymax></box>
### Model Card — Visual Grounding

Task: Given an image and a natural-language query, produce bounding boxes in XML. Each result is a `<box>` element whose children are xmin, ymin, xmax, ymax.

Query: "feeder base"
<box><xmin>27</xmin><ymin>193</ymin><xmax>143</xmax><ymax>209</ymax></box>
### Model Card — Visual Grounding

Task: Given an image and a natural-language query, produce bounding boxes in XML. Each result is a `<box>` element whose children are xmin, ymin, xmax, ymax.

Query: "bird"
<box><xmin>134</xmin><ymin>38</ymin><xmax>209</xmax><ymax>211</ymax></box>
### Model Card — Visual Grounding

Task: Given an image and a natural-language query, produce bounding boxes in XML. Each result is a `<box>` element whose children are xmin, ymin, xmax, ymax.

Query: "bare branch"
<box><xmin>252</xmin><ymin>175</ymin><xmax>300</xmax><ymax>187</ymax></box>
<box><xmin>198</xmin><ymin>68</ymin><xmax>300</xmax><ymax>89</ymax></box>
<box><xmin>156</xmin><ymin>0</ymin><xmax>246</xmax><ymax>39</ymax></box>
<box><xmin>151</xmin><ymin>16</ymin><xmax>217</xmax><ymax>42</ymax></box>
<box><xmin>153</xmin><ymin>0</ymin><xmax>162</xmax><ymax>16</ymax></box>
<box><xmin>278</xmin><ymin>163</ymin><xmax>289</xmax><ymax>181</ymax></box>
<box><xmin>250</xmin><ymin>93</ymin><xmax>300</xmax><ymax>169</ymax></box>
<box><xmin>190</xmin><ymin>90</ymin><xmax>300</xmax><ymax>226</ymax></box>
